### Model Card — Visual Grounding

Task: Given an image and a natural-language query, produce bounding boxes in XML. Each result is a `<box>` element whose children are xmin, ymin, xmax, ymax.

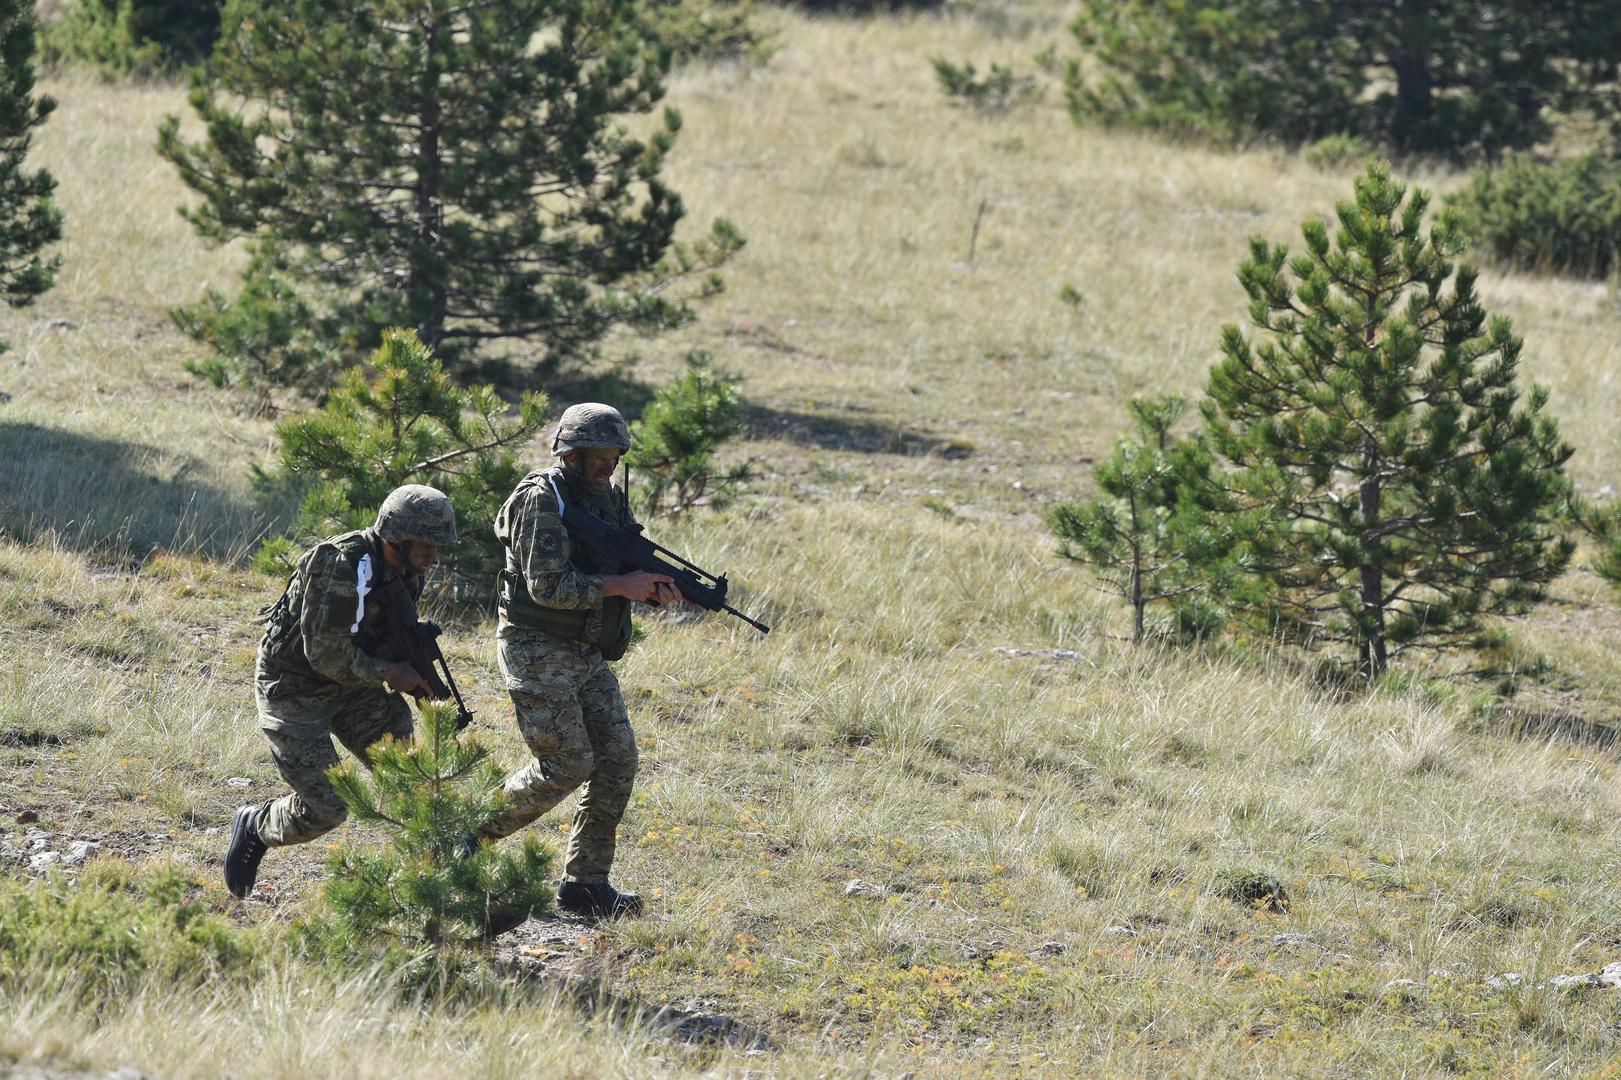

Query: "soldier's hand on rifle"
<box><xmin>604</xmin><ymin>571</ymin><xmax>681</xmax><ymax>605</ymax></box>
<box><xmin>383</xmin><ymin>659</ymin><xmax>431</xmax><ymax>696</ymax></box>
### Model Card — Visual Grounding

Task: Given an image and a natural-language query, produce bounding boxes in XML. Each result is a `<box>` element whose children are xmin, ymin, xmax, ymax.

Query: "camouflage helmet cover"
<box><xmin>374</xmin><ymin>484</ymin><xmax>458</xmax><ymax>546</ymax></box>
<box><xmin>552</xmin><ymin>402</ymin><xmax>631</xmax><ymax>456</ymax></box>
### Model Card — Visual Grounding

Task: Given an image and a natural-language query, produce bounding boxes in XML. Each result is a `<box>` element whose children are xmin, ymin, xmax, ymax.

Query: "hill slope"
<box><xmin>4</xmin><ymin>6</ymin><xmax>1621</xmax><ymax>1077</ymax></box>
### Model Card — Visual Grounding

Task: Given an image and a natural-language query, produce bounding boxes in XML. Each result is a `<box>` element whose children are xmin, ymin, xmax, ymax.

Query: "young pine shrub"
<box><xmin>0</xmin><ymin>0</ymin><xmax>62</xmax><ymax>353</ymax></box>
<box><xmin>261</xmin><ymin>328</ymin><xmax>547</xmax><ymax>586</ymax></box>
<box><xmin>1047</xmin><ymin>395</ymin><xmax>1217</xmax><ymax>644</ymax></box>
<box><xmin>930</xmin><ymin>57</ymin><xmax>1040</xmax><ymax>117</ymax></box>
<box><xmin>321</xmin><ymin>702</ymin><xmax>554</xmax><ymax>945</ymax></box>
<box><xmin>625</xmin><ymin>354</ymin><xmax>750</xmax><ymax>515</ymax></box>
<box><xmin>1447</xmin><ymin>152</ymin><xmax>1621</xmax><ymax>278</ymax></box>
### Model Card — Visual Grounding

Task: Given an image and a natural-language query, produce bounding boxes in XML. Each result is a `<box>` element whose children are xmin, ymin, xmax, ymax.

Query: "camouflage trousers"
<box><xmin>483</xmin><ymin>628</ymin><xmax>638</xmax><ymax>884</ymax></box>
<box><xmin>250</xmin><ymin>658</ymin><xmax>414</xmax><ymax>848</ymax></box>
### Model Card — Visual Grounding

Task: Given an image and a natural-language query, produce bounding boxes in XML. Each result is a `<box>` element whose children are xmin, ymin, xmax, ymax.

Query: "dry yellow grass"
<box><xmin>4</xmin><ymin>6</ymin><xmax>1621</xmax><ymax>1078</ymax></box>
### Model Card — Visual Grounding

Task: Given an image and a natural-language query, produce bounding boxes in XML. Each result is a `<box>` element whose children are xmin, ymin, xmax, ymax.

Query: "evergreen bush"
<box><xmin>263</xmin><ymin>328</ymin><xmax>548</xmax><ymax>586</ymax></box>
<box><xmin>1448</xmin><ymin>153</ymin><xmax>1621</xmax><ymax>278</ymax></box>
<box><xmin>0</xmin><ymin>0</ymin><xmax>62</xmax><ymax>352</ymax></box>
<box><xmin>1068</xmin><ymin>1</ymin><xmax>1621</xmax><ymax>158</ymax></box>
<box><xmin>625</xmin><ymin>354</ymin><xmax>750</xmax><ymax>515</ymax></box>
<box><xmin>321</xmin><ymin>702</ymin><xmax>556</xmax><ymax>945</ymax></box>
<box><xmin>1048</xmin><ymin>395</ymin><xmax>1216</xmax><ymax>643</ymax></box>
<box><xmin>0</xmin><ymin>858</ymin><xmax>262</xmax><ymax>1004</ymax></box>
<box><xmin>43</xmin><ymin>0</ymin><xmax>222</xmax><ymax>78</ymax></box>
<box><xmin>638</xmin><ymin>0</ymin><xmax>775</xmax><ymax>67</ymax></box>
<box><xmin>931</xmin><ymin>57</ymin><xmax>1040</xmax><ymax>117</ymax></box>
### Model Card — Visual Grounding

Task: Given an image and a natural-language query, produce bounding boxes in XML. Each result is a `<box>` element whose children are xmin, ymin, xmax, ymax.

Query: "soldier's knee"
<box><xmin>548</xmin><ymin>745</ymin><xmax>595</xmax><ymax>789</ymax></box>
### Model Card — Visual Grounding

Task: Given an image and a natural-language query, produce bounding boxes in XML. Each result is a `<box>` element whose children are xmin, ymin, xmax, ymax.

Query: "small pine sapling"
<box><xmin>324</xmin><ymin>701</ymin><xmax>554</xmax><ymax>944</ymax></box>
<box><xmin>625</xmin><ymin>354</ymin><xmax>750</xmax><ymax>515</ymax></box>
<box><xmin>1048</xmin><ymin>395</ymin><xmax>1211</xmax><ymax>643</ymax></box>
<box><xmin>265</xmin><ymin>328</ymin><xmax>547</xmax><ymax>584</ymax></box>
<box><xmin>0</xmin><ymin>0</ymin><xmax>63</xmax><ymax>352</ymax></box>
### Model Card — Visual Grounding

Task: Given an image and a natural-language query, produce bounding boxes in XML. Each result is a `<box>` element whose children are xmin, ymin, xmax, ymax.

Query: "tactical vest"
<box><xmin>259</xmin><ymin>529</ymin><xmax>414</xmax><ymax>678</ymax></box>
<box><xmin>498</xmin><ymin>467</ymin><xmax>633</xmax><ymax>660</ymax></box>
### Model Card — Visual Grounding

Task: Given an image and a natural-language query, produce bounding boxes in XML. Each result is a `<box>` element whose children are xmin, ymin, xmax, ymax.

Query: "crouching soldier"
<box><xmin>224</xmin><ymin>485</ymin><xmax>458</xmax><ymax>898</ymax></box>
<box><xmin>474</xmin><ymin>403</ymin><xmax>680</xmax><ymax>919</ymax></box>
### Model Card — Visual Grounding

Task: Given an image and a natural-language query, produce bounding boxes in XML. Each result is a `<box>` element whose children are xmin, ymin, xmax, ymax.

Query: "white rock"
<box><xmin>66</xmin><ymin>840</ymin><xmax>101</xmax><ymax>862</ymax></box>
<box><xmin>29</xmin><ymin>837</ymin><xmax>50</xmax><ymax>852</ymax></box>
<box><xmin>1598</xmin><ymin>962</ymin><xmax>1621</xmax><ymax>989</ymax></box>
<box><xmin>1103</xmin><ymin>926</ymin><xmax>1142</xmax><ymax>937</ymax></box>
<box><xmin>1272</xmin><ymin>933</ymin><xmax>1328</xmax><ymax>952</ymax></box>
<box><xmin>1486</xmin><ymin>972</ymin><xmax>1525</xmax><ymax>989</ymax></box>
<box><xmin>226</xmin><ymin>776</ymin><xmax>253</xmax><ymax>788</ymax></box>
<box><xmin>29</xmin><ymin>851</ymin><xmax>62</xmax><ymax>872</ymax></box>
<box><xmin>1549</xmin><ymin>973</ymin><xmax>1601</xmax><ymax>990</ymax></box>
<box><xmin>843</xmin><ymin>878</ymin><xmax>888</xmax><ymax>899</ymax></box>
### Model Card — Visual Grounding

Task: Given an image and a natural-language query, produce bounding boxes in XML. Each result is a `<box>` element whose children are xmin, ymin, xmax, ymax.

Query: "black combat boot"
<box><xmin>224</xmin><ymin>805</ymin><xmax>268</xmax><ymax>899</ymax></box>
<box><xmin>556</xmin><ymin>880</ymin><xmax>644</xmax><ymax>918</ymax></box>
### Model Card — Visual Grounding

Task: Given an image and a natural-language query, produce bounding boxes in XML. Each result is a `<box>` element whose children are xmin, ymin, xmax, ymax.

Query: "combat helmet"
<box><xmin>374</xmin><ymin>484</ymin><xmax>458</xmax><ymax>546</ymax></box>
<box><xmin>552</xmin><ymin>402</ymin><xmax>631</xmax><ymax>456</ymax></box>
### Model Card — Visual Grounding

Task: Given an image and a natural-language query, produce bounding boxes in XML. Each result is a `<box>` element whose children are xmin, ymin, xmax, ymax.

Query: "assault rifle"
<box><xmin>369</xmin><ymin>575</ymin><xmax>476</xmax><ymax>731</ymax></box>
<box><xmin>552</xmin><ymin>477</ymin><xmax>770</xmax><ymax>634</ymax></box>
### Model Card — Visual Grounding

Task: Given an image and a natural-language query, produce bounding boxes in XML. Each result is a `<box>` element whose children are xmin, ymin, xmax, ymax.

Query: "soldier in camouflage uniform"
<box><xmin>223</xmin><ymin>485</ymin><xmax>458</xmax><ymax>899</ymax></box>
<box><xmin>477</xmin><ymin>403</ymin><xmax>680</xmax><ymax>919</ymax></box>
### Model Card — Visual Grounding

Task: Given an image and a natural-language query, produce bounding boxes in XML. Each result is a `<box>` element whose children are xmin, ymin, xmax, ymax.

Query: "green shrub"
<box><xmin>0</xmin><ymin>857</ymin><xmax>263</xmax><ymax>1004</ymax></box>
<box><xmin>931</xmin><ymin>57</ymin><xmax>1040</xmax><ymax>117</ymax></box>
<box><xmin>1448</xmin><ymin>153</ymin><xmax>1621</xmax><ymax>278</ymax></box>
<box><xmin>626</xmin><ymin>354</ymin><xmax>750</xmax><ymax>515</ymax></box>
<box><xmin>321</xmin><ymin>702</ymin><xmax>556</xmax><ymax>944</ymax></box>
<box><xmin>261</xmin><ymin>328</ymin><xmax>548</xmax><ymax>588</ymax></box>
<box><xmin>1301</xmin><ymin>132</ymin><xmax>1375</xmax><ymax>173</ymax></box>
<box><xmin>43</xmin><ymin>0</ymin><xmax>222</xmax><ymax>78</ymax></box>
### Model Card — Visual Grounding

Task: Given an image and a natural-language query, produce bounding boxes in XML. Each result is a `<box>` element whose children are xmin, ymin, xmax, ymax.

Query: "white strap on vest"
<box><xmin>548</xmin><ymin>474</ymin><xmax>567</xmax><ymax>515</ymax></box>
<box><xmin>350</xmin><ymin>553</ymin><xmax>374</xmax><ymax>634</ymax></box>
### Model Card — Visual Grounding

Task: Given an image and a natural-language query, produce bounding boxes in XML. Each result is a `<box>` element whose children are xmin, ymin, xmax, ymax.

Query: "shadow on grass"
<box><xmin>0</xmin><ymin>421</ymin><xmax>278</xmax><ymax>562</ymax></box>
<box><xmin>469</xmin><ymin>357</ymin><xmax>660</xmax><ymax>419</ymax></box>
<box><xmin>742</xmin><ymin>402</ymin><xmax>957</xmax><ymax>457</ymax></box>
<box><xmin>1497</xmin><ymin>707</ymin><xmax>1621</xmax><ymax>755</ymax></box>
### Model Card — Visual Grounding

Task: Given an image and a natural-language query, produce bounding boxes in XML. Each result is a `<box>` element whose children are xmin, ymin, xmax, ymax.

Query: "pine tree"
<box><xmin>1070</xmin><ymin>1</ymin><xmax>1621</xmax><ymax>159</ymax></box>
<box><xmin>158</xmin><ymin>0</ymin><xmax>742</xmax><ymax>399</ymax></box>
<box><xmin>1048</xmin><ymin>396</ymin><xmax>1213</xmax><ymax>643</ymax></box>
<box><xmin>0</xmin><ymin>0</ymin><xmax>62</xmax><ymax>351</ymax></box>
<box><xmin>266</xmin><ymin>328</ymin><xmax>547</xmax><ymax>584</ymax></box>
<box><xmin>625</xmin><ymin>353</ymin><xmax>750</xmax><ymax>515</ymax></box>
<box><xmin>324</xmin><ymin>702</ymin><xmax>555</xmax><ymax>944</ymax></box>
<box><xmin>1202</xmin><ymin>162</ymin><xmax>1574</xmax><ymax>679</ymax></box>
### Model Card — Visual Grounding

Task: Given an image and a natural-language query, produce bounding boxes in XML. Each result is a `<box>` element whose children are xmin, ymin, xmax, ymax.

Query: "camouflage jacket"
<box><xmin>495</xmin><ymin>465</ymin><xmax>635</xmax><ymax>644</ymax></box>
<box><xmin>258</xmin><ymin>528</ymin><xmax>423</xmax><ymax>692</ymax></box>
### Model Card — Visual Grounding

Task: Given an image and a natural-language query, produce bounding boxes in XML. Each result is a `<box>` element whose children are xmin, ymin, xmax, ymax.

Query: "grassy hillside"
<box><xmin>5</xmin><ymin>5</ymin><xmax>1621</xmax><ymax>1077</ymax></box>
